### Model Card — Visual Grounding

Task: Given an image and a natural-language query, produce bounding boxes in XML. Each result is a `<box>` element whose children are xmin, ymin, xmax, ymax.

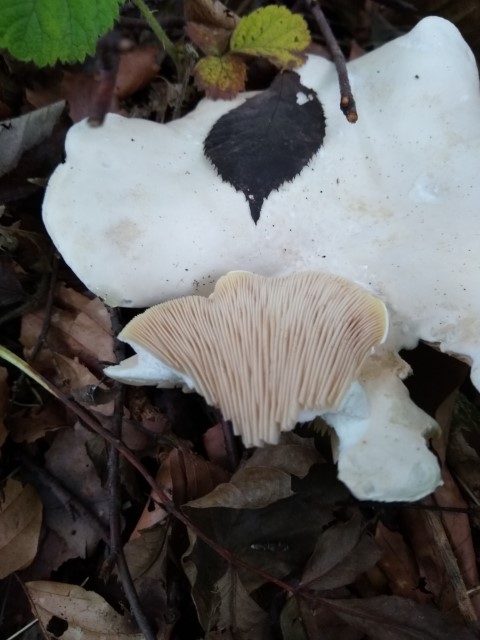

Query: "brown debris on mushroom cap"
<box><xmin>120</xmin><ymin>272</ymin><xmax>388</xmax><ymax>446</ymax></box>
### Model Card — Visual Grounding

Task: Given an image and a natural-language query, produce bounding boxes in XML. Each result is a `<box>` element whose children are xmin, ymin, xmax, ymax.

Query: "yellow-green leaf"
<box><xmin>230</xmin><ymin>6</ymin><xmax>311</xmax><ymax>69</ymax></box>
<box><xmin>195</xmin><ymin>54</ymin><xmax>247</xmax><ymax>99</ymax></box>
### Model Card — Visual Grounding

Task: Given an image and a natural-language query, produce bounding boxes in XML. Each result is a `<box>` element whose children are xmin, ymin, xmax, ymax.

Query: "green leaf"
<box><xmin>195</xmin><ymin>54</ymin><xmax>247</xmax><ymax>99</ymax></box>
<box><xmin>0</xmin><ymin>0</ymin><xmax>122</xmax><ymax>66</ymax></box>
<box><xmin>230</xmin><ymin>5</ymin><xmax>311</xmax><ymax>69</ymax></box>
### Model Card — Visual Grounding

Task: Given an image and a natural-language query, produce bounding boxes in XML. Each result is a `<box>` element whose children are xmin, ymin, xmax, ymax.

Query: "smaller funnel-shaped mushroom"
<box><xmin>106</xmin><ymin>272</ymin><xmax>442</xmax><ymax>501</ymax></box>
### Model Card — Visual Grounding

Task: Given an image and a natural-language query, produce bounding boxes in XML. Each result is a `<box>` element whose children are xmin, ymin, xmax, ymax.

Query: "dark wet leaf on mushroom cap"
<box><xmin>203</xmin><ymin>72</ymin><xmax>326</xmax><ymax>223</ymax></box>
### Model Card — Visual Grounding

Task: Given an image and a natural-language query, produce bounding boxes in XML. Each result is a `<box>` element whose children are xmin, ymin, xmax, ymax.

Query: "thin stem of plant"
<box><xmin>307</xmin><ymin>0</ymin><xmax>358</xmax><ymax>123</ymax></box>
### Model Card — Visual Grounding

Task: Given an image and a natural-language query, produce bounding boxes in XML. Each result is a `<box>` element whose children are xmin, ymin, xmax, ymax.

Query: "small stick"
<box><xmin>104</xmin><ymin>308</ymin><xmax>156</xmax><ymax>640</ymax></box>
<box><xmin>306</xmin><ymin>0</ymin><xmax>358</xmax><ymax>123</ymax></box>
<box><xmin>29</xmin><ymin>253</ymin><xmax>58</xmax><ymax>363</ymax></box>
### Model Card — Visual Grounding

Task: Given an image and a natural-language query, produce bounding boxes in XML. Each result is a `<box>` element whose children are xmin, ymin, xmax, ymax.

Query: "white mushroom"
<box><xmin>43</xmin><ymin>17</ymin><xmax>480</xmax><ymax>390</ymax></box>
<box><xmin>105</xmin><ymin>271</ymin><xmax>442</xmax><ymax>502</ymax></box>
<box><xmin>43</xmin><ymin>17</ymin><xmax>479</xmax><ymax>501</ymax></box>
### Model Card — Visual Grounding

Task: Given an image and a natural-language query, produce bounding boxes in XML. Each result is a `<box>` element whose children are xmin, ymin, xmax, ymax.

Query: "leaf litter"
<box><xmin>1</xmin><ymin>2</ymin><xmax>480</xmax><ymax>639</ymax></box>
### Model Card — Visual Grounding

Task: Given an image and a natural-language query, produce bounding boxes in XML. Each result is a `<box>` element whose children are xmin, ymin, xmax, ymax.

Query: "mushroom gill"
<box><xmin>111</xmin><ymin>271</ymin><xmax>388</xmax><ymax>446</ymax></box>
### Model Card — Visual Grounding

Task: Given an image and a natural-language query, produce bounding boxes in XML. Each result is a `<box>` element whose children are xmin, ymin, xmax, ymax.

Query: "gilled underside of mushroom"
<box><xmin>105</xmin><ymin>271</ymin><xmax>442</xmax><ymax>502</ymax></box>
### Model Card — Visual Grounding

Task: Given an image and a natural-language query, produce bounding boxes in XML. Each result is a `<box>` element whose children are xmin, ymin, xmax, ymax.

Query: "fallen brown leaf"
<box><xmin>26</xmin><ymin>45</ymin><xmax>162</xmax><ymax>123</ymax></box>
<box><xmin>8</xmin><ymin>399</ymin><xmax>67</xmax><ymax>443</ymax></box>
<box><xmin>301</xmin><ymin>514</ymin><xmax>382</xmax><ymax>592</ymax></box>
<box><xmin>189</xmin><ymin>437</ymin><xmax>320</xmax><ymax>509</ymax></box>
<box><xmin>0</xmin><ymin>366</ymin><xmax>8</xmax><ymax>451</ymax></box>
<box><xmin>26</xmin><ymin>581</ymin><xmax>143</xmax><ymax>639</ymax></box>
<box><xmin>39</xmin><ymin>423</ymin><xmax>109</xmax><ymax>560</ymax></box>
<box><xmin>375</xmin><ymin>521</ymin><xmax>429</xmax><ymax>603</ymax></box>
<box><xmin>130</xmin><ymin>448</ymin><xmax>230</xmax><ymax>539</ymax></box>
<box><xmin>0</xmin><ymin>478</ymin><xmax>42</xmax><ymax>579</ymax></box>
<box><xmin>21</xmin><ymin>283</ymin><xmax>114</xmax><ymax>366</ymax></box>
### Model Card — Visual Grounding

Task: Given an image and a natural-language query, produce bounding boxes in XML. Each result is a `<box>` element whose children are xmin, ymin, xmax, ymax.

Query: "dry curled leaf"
<box><xmin>40</xmin><ymin>424</ymin><xmax>109</xmax><ymax>561</ymax></box>
<box><xmin>301</xmin><ymin>514</ymin><xmax>382</xmax><ymax>592</ymax></box>
<box><xmin>188</xmin><ymin>439</ymin><xmax>320</xmax><ymax>510</ymax></box>
<box><xmin>131</xmin><ymin>448</ymin><xmax>230</xmax><ymax>539</ymax></box>
<box><xmin>184</xmin><ymin>0</ymin><xmax>238</xmax><ymax>30</ymax></box>
<box><xmin>0</xmin><ymin>478</ymin><xmax>42</xmax><ymax>579</ymax></box>
<box><xmin>323</xmin><ymin>595</ymin><xmax>477</xmax><ymax>640</ymax></box>
<box><xmin>26</xmin><ymin>581</ymin><xmax>143</xmax><ymax>639</ymax></box>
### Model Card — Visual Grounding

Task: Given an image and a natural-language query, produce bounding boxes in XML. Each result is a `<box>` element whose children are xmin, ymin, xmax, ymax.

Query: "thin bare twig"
<box><xmin>104</xmin><ymin>308</ymin><xmax>156</xmax><ymax>640</ymax></box>
<box><xmin>306</xmin><ymin>0</ymin><xmax>358</xmax><ymax>123</ymax></box>
<box><xmin>29</xmin><ymin>253</ymin><xmax>58</xmax><ymax>363</ymax></box>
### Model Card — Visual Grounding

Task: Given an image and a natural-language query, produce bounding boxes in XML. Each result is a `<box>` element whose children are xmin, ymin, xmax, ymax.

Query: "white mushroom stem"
<box><xmin>325</xmin><ymin>354</ymin><xmax>441</xmax><ymax>502</ymax></box>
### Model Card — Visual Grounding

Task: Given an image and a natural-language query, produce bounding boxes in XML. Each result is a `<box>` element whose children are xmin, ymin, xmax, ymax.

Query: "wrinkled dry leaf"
<box><xmin>187</xmin><ymin>23</ymin><xmax>233</xmax><ymax>56</ymax></box>
<box><xmin>26</xmin><ymin>581</ymin><xmax>143</xmax><ymax>639</ymax></box>
<box><xmin>281</xmin><ymin>597</ymin><xmax>363</xmax><ymax>640</ymax></box>
<box><xmin>433</xmin><ymin>391</ymin><xmax>480</xmax><ymax>616</ymax></box>
<box><xmin>184</xmin><ymin>0</ymin><xmax>238</xmax><ymax>30</ymax></box>
<box><xmin>131</xmin><ymin>448</ymin><xmax>230</xmax><ymax>539</ymax></box>
<box><xmin>182</xmin><ymin>459</ymin><xmax>346</xmax><ymax>625</ymax></box>
<box><xmin>375</xmin><ymin>522</ymin><xmax>428</xmax><ymax>602</ymax></box>
<box><xmin>21</xmin><ymin>283</ymin><xmax>114</xmax><ymax>365</ymax></box>
<box><xmin>301</xmin><ymin>514</ymin><xmax>382</xmax><ymax>592</ymax></box>
<box><xmin>323</xmin><ymin>595</ymin><xmax>477</xmax><ymax>640</ymax></box>
<box><xmin>8</xmin><ymin>399</ymin><xmax>66</xmax><ymax>443</ymax></box>
<box><xmin>448</xmin><ymin>393</ymin><xmax>480</xmax><ymax>526</ymax></box>
<box><xmin>26</xmin><ymin>46</ymin><xmax>162</xmax><ymax>123</ymax></box>
<box><xmin>41</xmin><ymin>424</ymin><xmax>109</xmax><ymax>560</ymax></box>
<box><xmin>0</xmin><ymin>365</ymin><xmax>8</xmax><ymax>451</ymax></box>
<box><xmin>20</xmin><ymin>283</ymin><xmax>114</xmax><ymax>411</ymax></box>
<box><xmin>188</xmin><ymin>440</ymin><xmax>320</xmax><ymax>510</ymax></box>
<box><xmin>402</xmin><ymin>507</ymin><xmax>457</xmax><ymax>614</ymax></box>
<box><xmin>123</xmin><ymin>525</ymin><xmax>173</xmax><ymax>625</ymax></box>
<box><xmin>0</xmin><ymin>478</ymin><xmax>42</xmax><ymax>578</ymax></box>
<box><xmin>0</xmin><ymin>102</ymin><xmax>65</xmax><ymax>178</ymax></box>
<box><xmin>213</xmin><ymin>567</ymin><xmax>271</xmax><ymax>638</ymax></box>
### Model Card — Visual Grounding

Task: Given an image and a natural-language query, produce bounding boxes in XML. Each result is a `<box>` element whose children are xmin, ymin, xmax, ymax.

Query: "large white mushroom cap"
<box><xmin>43</xmin><ymin>17</ymin><xmax>480</xmax><ymax>388</ymax></box>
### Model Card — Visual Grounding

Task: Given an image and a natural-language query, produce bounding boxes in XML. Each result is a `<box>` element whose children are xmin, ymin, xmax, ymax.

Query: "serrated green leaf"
<box><xmin>230</xmin><ymin>5</ymin><xmax>311</xmax><ymax>69</ymax></box>
<box><xmin>0</xmin><ymin>0</ymin><xmax>122</xmax><ymax>66</ymax></box>
<box><xmin>195</xmin><ymin>54</ymin><xmax>247</xmax><ymax>99</ymax></box>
